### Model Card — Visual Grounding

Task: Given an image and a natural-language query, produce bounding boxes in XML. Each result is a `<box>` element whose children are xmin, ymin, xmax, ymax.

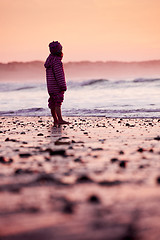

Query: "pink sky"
<box><xmin>0</xmin><ymin>0</ymin><xmax>160</xmax><ymax>62</ymax></box>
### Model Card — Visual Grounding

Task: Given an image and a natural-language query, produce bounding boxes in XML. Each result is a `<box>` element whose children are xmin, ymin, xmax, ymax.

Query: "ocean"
<box><xmin>0</xmin><ymin>78</ymin><xmax>160</xmax><ymax>118</ymax></box>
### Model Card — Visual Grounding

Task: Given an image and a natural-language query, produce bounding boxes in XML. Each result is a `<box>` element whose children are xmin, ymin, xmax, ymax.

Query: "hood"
<box><xmin>44</xmin><ymin>54</ymin><xmax>55</xmax><ymax>68</ymax></box>
<box><xmin>49</xmin><ymin>41</ymin><xmax>62</xmax><ymax>54</ymax></box>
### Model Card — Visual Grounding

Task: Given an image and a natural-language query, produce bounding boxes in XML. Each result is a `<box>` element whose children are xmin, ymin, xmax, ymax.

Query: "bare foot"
<box><xmin>58</xmin><ymin>120</ymin><xmax>70</xmax><ymax>125</ymax></box>
<box><xmin>53</xmin><ymin>122</ymin><xmax>59</xmax><ymax>127</ymax></box>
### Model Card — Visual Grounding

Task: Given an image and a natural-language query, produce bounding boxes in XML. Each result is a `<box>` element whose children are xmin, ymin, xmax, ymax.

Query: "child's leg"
<box><xmin>51</xmin><ymin>106</ymin><xmax>59</xmax><ymax>125</ymax></box>
<box><xmin>55</xmin><ymin>105</ymin><xmax>63</xmax><ymax>121</ymax></box>
<box><xmin>55</xmin><ymin>105</ymin><xmax>69</xmax><ymax>124</ymax></box>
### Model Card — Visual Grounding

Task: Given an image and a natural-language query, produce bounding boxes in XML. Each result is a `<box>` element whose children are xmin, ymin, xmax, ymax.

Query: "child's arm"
<box><xmin>53</xmin><ymin>58</ymin><xmax>67</xmax><ymax>92</ymax></box>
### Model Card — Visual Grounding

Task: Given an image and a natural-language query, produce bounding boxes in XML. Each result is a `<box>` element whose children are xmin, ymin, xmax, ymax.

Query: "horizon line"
<box><xmin>0</xmin><ymin>58</ymin><xmax>160</xmax><ymax>65</ymax></box>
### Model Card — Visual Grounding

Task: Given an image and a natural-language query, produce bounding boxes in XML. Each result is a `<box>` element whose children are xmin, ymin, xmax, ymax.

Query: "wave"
<box><xmin>68</xmin><ymin>77</ymin><xmax>160</xmax><ymax>89</ymax></box>
<box><xmin>0</xmin><ymin>107</ymin><xmax>159</xmax><ymax>118</ymax></box>
<box><xmin>65</xmin><ymin>108</ymin><xmax>160</xmax><ymax>114</ymax></box>
<box><xmin>15</xmin><ymin>86</ymin><xmax>36</xmax><ymax>91</ymax></box>
<box><xmin>63</xmin><ymin>108</ymin><xmax>160</xmax><ymax>118</ymax></box>
<box><xmin>81</xmin><ymin>79</ymin><xmax>109</xmax><ymax>86</ymax></box>
<box><xmin>62</xmin><ymin>108</ymin><xmax>160</xmax><ymax>119</ymax></box>
<box><xmin>0</xmin><ymin>83</ymin><xmax>37</xmax><ymax>92</ymax></box>
<box><xmin>133</xmin><ymin>78</ymin><xmax>160</xmax><ymax>83</ymax></box>
<box><xmin>0</xmin><ymin>108</ymin><xmax>46</xmax><ymax>116</ymax></box>
<box><xmin>67</xmin><ymin>78</ymin><xmax>109</xmax><ymax>89</ymax></box>
<box><xmin>0</xmin><ymin>77</ymin><xmax>160</xmax><ymax>93</ymax></box>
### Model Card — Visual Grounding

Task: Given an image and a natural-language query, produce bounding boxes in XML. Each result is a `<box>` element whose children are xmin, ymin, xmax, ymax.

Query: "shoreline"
<box><xmin>0</xmin><ymin>116</ymin><xmax>160</xmax><ymax>239</ymax></box>
<box><xmin>0</xmin><ymin>114</ymin><xmax>160</xmax><ymax>119</ymax></box>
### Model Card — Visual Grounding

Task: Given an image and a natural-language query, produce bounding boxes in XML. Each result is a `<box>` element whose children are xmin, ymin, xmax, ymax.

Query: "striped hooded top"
<box><xmin>44</xmin><ymin>54</ymin><xmax>67</xmax><ymax>94</ymax></box>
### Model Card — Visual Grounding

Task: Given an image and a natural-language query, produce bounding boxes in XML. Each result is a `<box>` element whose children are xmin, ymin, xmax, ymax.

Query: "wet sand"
<box><xmin>0</xmin><ymin>116</ymin><xmax>160</xmax><ymax>240</ymax></box>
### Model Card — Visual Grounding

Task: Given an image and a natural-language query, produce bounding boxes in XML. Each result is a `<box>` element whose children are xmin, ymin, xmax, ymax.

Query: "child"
<box><xmin>44</xmin><ymin>41</ymin><xmax>69</xmax><ymax>126</ymax></box>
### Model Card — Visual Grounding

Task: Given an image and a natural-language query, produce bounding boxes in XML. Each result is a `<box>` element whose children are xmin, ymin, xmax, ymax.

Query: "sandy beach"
<box><xmin>0</xmin><ymin>116</ymin><xmax>160</xmax><ymax>240</ymax></box>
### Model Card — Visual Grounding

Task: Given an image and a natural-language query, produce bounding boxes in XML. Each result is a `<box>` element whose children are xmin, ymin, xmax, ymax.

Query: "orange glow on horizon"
<box><xmin>0</xmin><ymin>0</ymin><xmax>160</xmax><ymax>62</ymax></box>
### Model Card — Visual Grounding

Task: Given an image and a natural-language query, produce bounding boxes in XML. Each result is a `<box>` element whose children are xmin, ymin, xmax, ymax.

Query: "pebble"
<box><xmin>5</xmin><ymin>138</ymin><xmax>18</xmax><ymax>142</ymax></box>
<box><xmin>55</xmin><ymin>140</ymin><xmax>70</xmax><ymax>145</ymax></box>
<box><xmin>19</xmin><ymin>153</ymin><xmax>31</xmax><ymax>158</ymax></box>
<box><xmin>68</xmin><ymin>146</ymin><xmax>73</xmax><ymax>149</ymax></box>
<box><xmin>111</xmin><ymin>158</ymin><xmax>119</xmax><ymax>163</ymax></box>
<box><xmin>62</xmin><ymin>201</ymin><xmax>74</xmax><ymax>214</ymax></box>
<box><xmin>0</xmin><ymin>156</ymin><xmax>13</xmax><ymax>164</ymax></box>
<box><xmin>88</xmin><ymin>195</ymin><xmax>100</xmax><ymax>204</ymax></box>
<box><xmin>119</xmin><ymin>150</ymin><xmax>124</xmax><ymax>155</ymax></box>
<box><xmin>14</xmin><ymin>168</ymin><xmax>33</xmax><ymax>174</ymax></box>
<box><xmin>156</xmin><ymin>176</ymin><xmax>160</xmax><ymax>184</ymax></box>
<box><xmin>139</xmin><ymin>164</ymin><xmax>149</xmax><ymax>169</ymax></box>
<box><xmin>137</xmin><ymin>148</ymin><xmax>144</xmax><ymax>153</ymax></box>
<box><xmin>119</xmin><ymin>160</ymin><xmax>127</xmax><ymax>168</ymax></box>
<box><xmin>62</xmin><ymin>198</ymin><xmax>75</xmax><ymax>214</ymax></box>
<box><xmin>149</xmin><ymin>149</ymin><xmax>153</xmax><ymax>153</ymax></box>
<box><xmin>45</xmin><ymin>148</ymin><xmax>66</xmax><ymax>156</ymax></box>
<box><xmin>0</xmin><ymin>156</ymin><xmax>6</xmax><ymax>163</ymax></box>
<box><xmin>99</xmin><ymin>180</ymin><xmax>122</xmax><ymax>186</ymax></box>
<box><xmin>154</xmin><ymin>136</ymin><xmax>160</xmax><ymax>141</ymax></box>
<box><xmin>37</xmin><ymin>133</ymin><xmax>43</xmax><ymax>136</ymax></box>
<box><xmin>76</xmin><ymin>175</ymin><xmax>93</xmax><ymax>183</ymax></box>
<box><xmin>74</xmin><ymin>157</ymin><xmax>82</xmax><ymax>162</ymax></box>
<box><xmin>59</xmin><ymin>137</ymin><xmax>69</xmax><ymax>140</ymax></box>
<box><xmin>92</xmin><ymin>148</ymin><xmax>103</xmax><ymax>151</ymax></box>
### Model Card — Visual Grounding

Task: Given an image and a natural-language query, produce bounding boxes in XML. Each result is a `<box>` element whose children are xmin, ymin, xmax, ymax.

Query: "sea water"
<box><xmin>0</xmin><ymin>78</ymin><xmax>160</xmax><ymax>118</ymax></box>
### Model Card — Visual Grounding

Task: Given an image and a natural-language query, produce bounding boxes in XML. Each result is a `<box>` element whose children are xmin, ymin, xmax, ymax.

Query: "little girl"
<box><xmin>44</xmin><ymin>41</ymin><xmax>69</xmax><ymax>126</ymax></box>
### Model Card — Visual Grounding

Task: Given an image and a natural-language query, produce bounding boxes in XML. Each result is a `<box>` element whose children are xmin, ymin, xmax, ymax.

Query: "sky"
<box><xmin>0</xmin><ymin>0</ymin><xmax>160</xmax><ymax>63</ymax></box>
